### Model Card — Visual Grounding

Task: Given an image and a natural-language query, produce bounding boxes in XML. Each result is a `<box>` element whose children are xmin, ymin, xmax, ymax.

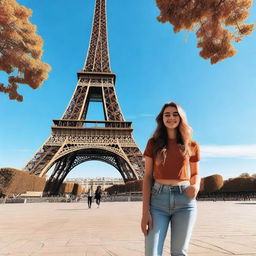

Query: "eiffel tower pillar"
<box><xmin>23</xmin><ymin>0</ymin><xmax>144</xmax><ymax>195</ymax></box>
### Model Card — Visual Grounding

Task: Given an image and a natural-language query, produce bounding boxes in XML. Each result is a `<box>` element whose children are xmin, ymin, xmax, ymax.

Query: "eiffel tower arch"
<box><xmin>23</xmin><ymin>0</ymin><xmax>144</xmax><ymax>195</ymax></box>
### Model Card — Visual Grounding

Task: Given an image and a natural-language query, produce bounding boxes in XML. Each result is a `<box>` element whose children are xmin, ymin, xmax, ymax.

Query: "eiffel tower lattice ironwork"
<box><xmin>23</xmin><ymin>0</ymin><xmax>144</xmax><ymax>194</ymax></box>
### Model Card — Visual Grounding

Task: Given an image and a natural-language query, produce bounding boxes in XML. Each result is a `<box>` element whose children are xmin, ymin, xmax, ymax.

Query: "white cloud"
<box><xmin>126</xmin><ymin>115</ymin><xmax>137</xmax><ymax>119</ymax></box>
<box><xmin>126</xmin><ymin>113</ymin><xmax>155</xmax><ymax>119</ymax></box>
<box><xmin>201</xmin><ymin>145</ymin><xmax>256</xmax><ymax>159</ymax></box>
<box><xmin>140</xmin><ymin>113</ymin><xmax>155</xmax><ymax>117</ymax></box>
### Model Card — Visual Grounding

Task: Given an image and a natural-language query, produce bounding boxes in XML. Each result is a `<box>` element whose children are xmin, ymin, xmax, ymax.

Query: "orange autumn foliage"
<box><xmin>155</xmin><ymin>0</ymin><xmax>254</xmax><ymax>64</ymax></box>
<box><xmin>0</xmin><ymin>0</ymin><xmax>51</xmax><ymax>101</ymax></box>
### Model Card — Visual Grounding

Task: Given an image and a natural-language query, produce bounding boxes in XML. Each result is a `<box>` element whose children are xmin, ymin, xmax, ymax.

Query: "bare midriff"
<box><xmin>155</xmin><ymin>179</ymin><xmax>190</xmax><ymax>186</ymax></box>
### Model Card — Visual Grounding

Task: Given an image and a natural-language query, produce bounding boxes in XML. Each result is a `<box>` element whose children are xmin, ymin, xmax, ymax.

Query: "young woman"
<box><xmin>87</xmin><ymin>185</ymin><xmax>93</xmax><ymax>208</ymax></box>
<box><xmin>95</xmin><ymin>185</ymin><xmax>102</xmax><ymax>208</ymax></box>
<box><xmin>141</xmin><ymin>102</ymin><xmax>200</xmax><ymax>256</ymax></box>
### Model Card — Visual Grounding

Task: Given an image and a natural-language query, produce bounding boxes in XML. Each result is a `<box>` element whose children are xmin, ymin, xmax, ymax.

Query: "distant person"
<box><xmin>141</xmin><ymin>102</ymin><xmax>201</xmax><ymax>256</ymax></box>
<box><xmin>87</xmin><ymin>185</ymin><xmax>94</xmax><ymax>209</ymax></box>
<box><xmin>95</xmin><ymin>186</ymin><xmax>102</xmax><ymax>208</ymax></box>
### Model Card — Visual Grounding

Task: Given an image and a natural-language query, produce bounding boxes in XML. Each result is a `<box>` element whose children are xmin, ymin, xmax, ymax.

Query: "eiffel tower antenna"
<box><xmin>23</xmin><ymin>0</ymin><xmax>144</xmax><ymax>195</ymax></box>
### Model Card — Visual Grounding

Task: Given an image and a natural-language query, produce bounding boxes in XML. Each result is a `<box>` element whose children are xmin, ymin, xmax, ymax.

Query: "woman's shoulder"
<box><xmin>190</xmin><ymin>140</ymin><xmax>200</xmax><ymax>148</ymax></box>
<box><xmin>146</xmin><ymin>137</ymin><xmax>157</xmax><ymax>150</ymax></box>
<box><xmin>189</xmin><ymin>140</ymin><xmax>200</xmax><ymax>161</ymax></box>
<box><xmin>143</xmin><ymin>137</ymin><xmax>156</xmax><ymax>158</ymax></box>
<box><xmin>147</xmin><ymin>137</ymin><xmax>156</xmax><ymax>145</ymax></box>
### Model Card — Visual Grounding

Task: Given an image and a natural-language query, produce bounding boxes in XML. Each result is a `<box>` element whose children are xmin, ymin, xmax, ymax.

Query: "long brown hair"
<box><xmin>151</xmin><ymin>102</ymin><xmax>193</xmax><ymax>164</ymax></box>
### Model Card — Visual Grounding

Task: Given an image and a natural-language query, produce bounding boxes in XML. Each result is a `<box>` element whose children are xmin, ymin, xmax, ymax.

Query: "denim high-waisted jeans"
<box><xmin>145</xmin><ymin>182</ymin><xmax>197</xmax><ymax>256</ymax></box>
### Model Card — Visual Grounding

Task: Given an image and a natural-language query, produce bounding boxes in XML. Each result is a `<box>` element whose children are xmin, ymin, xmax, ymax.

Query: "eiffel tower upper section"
<box><xmin>60</xmin><ymin>0</ymin><xmax>124</xmax><ymax>122</ymax></box>
<box><xmin>83</xmin><ymin>0</ymin><xmax>111</xmax><ymax>73</ymax></box>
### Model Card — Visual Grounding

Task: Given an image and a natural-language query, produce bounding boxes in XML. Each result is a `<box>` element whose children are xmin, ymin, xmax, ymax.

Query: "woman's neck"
<box><xmin>167</xmin><ymin>129</ymin><xmax>177</xmax><ymax>139</ymax></box>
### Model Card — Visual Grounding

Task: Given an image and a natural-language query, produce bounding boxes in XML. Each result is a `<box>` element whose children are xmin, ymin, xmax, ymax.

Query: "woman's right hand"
<box><xmin>141</xmin><ymin>212</ymin><xmax>153</xmax><ymax>236</ymax></box>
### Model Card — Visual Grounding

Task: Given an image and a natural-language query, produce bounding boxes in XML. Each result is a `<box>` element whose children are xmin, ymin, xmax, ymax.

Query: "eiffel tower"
<box><xmin>23</xmin><ymin>0</ymin><xmax>144</xmax><ymax>194</ymax></box>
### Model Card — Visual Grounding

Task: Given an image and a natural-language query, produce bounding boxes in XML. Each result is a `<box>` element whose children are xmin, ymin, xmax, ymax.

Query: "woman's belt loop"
<box><xmin>158</xmin><ymin>184</ymin><xmax>163</xmax><ymax>194</ymax></box>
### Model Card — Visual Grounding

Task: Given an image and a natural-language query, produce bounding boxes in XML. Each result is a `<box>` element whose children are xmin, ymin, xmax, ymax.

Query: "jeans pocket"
<box><xmin>183</xmin><ymin>189</ymin><xmax>195</xmax><ymax>200</ymax></box>
<box><xmin>151</xmin><ymin>187</ymin><xmax>160</xmax><ymax>196</ymax></box>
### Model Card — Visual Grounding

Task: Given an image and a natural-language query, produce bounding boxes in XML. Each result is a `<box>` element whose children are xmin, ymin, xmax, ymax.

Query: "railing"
<box><xmin>52</xmin><ymin>120</ymin><xmax>132</xmax><ymax>129</ymax></box>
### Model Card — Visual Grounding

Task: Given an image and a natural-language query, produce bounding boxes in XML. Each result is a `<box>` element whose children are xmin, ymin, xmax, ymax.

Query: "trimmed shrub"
<box><xmin>201</xmin><ymin>174</ymin><xmax>224</xmax><ymax>193</ymax></box>
<box><xmin>105</xmin><ymin>179</ymin><xmax>143</xmax><ymax>195</ymax></box>
<box><xmin>0</xmin><ymin>168</ymin><xmax>46</xmax><ymax>196</ymax></box>
<box><xmin>72</xmin><ymin>183</ymin><xmax>83</xmax><ymax>196</ymax></box>
<box><xmin>221</xmin><ymin>177</ymin><xmax>256</xmax><ymax>192</ymax></box>
<box><xmin>60</xmin><ymin>182</ymin><xmax>74</xmax><ymax>194</ymax></box>
<box><xmin>199</xmin><ymin>177</ymin><xmax>204</xmax><ymax>192</ymax></box>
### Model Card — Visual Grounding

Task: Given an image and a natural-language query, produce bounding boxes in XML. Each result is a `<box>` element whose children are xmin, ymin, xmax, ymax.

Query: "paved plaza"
<box><xmin>0</xmin><ymin>200</ymin><xmax>256</xmax><ymax>256</ymax></box>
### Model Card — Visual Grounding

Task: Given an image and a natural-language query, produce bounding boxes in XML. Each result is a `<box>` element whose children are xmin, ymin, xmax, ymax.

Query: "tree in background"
<box><xmin>155</xmin><ymin>0</ymin><xmax>254</xmax><ymax>64</ymax></box>
<box><xmin>0</xmin><ymin>0</ymin><xmax>51</xmax><ymax>102</ymax></box>
<box><xmin>239</xmin><ymin>172</ymin><xmax>251</xmax><ymax>178</ymax></box>
<box><xmin>251</xmin><ymin>173</ymin><xmax>256</xmax><ymax>179</ymax></box>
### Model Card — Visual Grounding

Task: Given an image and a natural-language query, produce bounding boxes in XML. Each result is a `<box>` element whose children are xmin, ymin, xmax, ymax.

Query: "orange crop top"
<box><xmin>143</xmin><ymin>138</ymin><xmax>200</xmax><ymax>180</ymax></box>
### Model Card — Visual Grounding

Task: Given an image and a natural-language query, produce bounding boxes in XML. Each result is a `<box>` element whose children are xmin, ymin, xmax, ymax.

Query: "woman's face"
<box><xmin>162</xmin><ymin>106</ymin><xmax>180</xmax><ymax>130</ymax></box>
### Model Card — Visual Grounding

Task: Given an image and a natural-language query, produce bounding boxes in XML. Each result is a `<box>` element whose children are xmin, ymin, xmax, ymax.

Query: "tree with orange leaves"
<box><xmin>0</xmin><ymin>0</ymin><xmax>51</xmax><ymax>102</ymax></box>
<box><xmin>155</xmin><ymin>0</ymin><xmax>254</xmax><ymax>64</ymax></box>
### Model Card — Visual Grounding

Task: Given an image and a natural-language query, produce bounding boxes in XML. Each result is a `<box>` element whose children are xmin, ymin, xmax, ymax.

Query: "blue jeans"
<box><xmin>145</xmin><ymin>182</ymin><xmax>197</xmax><ymax>256</ymax></box>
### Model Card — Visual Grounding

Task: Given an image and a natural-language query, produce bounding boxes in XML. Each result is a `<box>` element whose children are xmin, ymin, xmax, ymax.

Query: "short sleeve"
<box><xmin>143</xmin><ymin>138</ymin><xmax>155</xmax><ymax>158</ymax></box>
<box><xmin>189</xmin><ymin>141</ymin><xmax>200</xmax><ymax>162</ymax></box>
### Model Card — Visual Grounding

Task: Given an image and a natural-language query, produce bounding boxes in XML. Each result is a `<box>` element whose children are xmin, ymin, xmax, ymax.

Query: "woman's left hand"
<box><xmin>184</xmin><ymin>185</ymin><xmax>199</xmax><ymax>199</ymax></box>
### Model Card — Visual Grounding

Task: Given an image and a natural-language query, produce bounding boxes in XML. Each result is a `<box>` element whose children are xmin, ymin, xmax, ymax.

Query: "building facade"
<box><xmin>66</xmin><ymin>177</ymin><xmax>124</xmax><ymax>192</ymax></box>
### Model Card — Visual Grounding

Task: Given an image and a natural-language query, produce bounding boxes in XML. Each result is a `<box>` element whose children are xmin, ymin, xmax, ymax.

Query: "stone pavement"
<box><xmin>0</xmin><ymin>201</ymin><xmax>256</xmax><ymax>256</ymax></box>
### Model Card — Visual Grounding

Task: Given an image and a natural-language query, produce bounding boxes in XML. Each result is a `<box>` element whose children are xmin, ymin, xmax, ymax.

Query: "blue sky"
<box><xmin>1</xmin><ymin>0</ymin><xmax>256</xmax><ymax>180</ymax></box>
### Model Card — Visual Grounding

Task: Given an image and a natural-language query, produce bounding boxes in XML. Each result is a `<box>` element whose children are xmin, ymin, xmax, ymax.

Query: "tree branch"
<box><xmin>182</xmin><ymin>0</ymin><xmax>193</xmax><ymax>9</ymax></box>
<box><xmin>216</xmin><ymin>0</ymin><xmax>226</xmax><ymax>8</ymax></box>
<box><xmin>236</xmin><ymin>20</ymin><xmax>242</xmax><ymax>34</ymax></box>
